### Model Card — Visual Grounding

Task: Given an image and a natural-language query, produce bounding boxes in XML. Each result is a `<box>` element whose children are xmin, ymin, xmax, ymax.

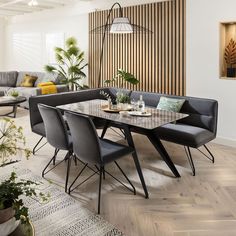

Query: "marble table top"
<box><xmin>58</xmin><ymin>99</ymin><xmax>188</xmax><ymax>130</ymax></box>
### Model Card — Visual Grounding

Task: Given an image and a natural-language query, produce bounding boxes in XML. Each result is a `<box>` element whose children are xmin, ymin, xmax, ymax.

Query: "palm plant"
<box><xmin>45</xmin><ymin>37</ymin><xmax>88</xmax><ymax>91</ymax></box>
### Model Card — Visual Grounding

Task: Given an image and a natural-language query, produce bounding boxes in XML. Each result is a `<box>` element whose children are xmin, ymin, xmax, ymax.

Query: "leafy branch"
<box><xmin>224</xmin><ymin>38</ymin><xmax>236</xmax><ymax>68</ymax></box>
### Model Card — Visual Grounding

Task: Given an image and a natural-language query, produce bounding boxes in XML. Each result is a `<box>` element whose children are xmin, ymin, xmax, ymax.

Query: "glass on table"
<box><xmin>131</xmin><ymin>99</ymin><xmax>138</xmax><ymax>111</ymax></box>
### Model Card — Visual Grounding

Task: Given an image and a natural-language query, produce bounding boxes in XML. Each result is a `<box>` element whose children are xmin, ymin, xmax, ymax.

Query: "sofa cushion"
<box><xmin>16</xmin><ymin>71</ymin><xmax>45</xmax><ymax>87</ymax></box>
<box><xmin>157</xmin><ymin>96</ymin><xmax>185</xmax><ymax>112</ymax></box>
<box><xmin>21</xmin><ymin>74</ymin><xmax>38</xmax><ymax>87</ymax></box>
<box><xmin>154</xmin><ymin>123</ymin><xmax>215</xmax><ymax>148</ymax></box>
<box><xmin>0</xmin><ymin>71</ymin><xmax>18</xmax><ymax>87</ymax></box>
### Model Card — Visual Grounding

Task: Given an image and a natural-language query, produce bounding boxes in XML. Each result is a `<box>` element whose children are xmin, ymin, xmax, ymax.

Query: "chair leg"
<box><xmin>114</xmin><ymin>161</ymin><xmax>136</xmax><ymax>195</ymax></box>
<box><xmin>184</xmin><ymin>146</ymin><xmax>195</xmax><ymax>176</ymax></box>
<box><xmin>197</xmin><ymin>145</ymin><xmax>215</xmax><ymax>163</ymax></box>
<box><xmin>68</xmin><ymin>164</ymin><xmax>88</xmax><ymax>194</ymax></box>
<box><xmin>102</xmin><ymin>168</ymin><xmax>106</xmax><ymax>180</ymax></box>
<box><xmin>65</xmin><ymin>151</ymin><xmax>72</xmax><ymax>193</ymax></box>
<box><xmin>98</xmin><ymin>166</ymin><xmax>103</xmax><ymax>214</ymax></box>
<box><xmin>42</xmin><ymin>148</ymin><xmax>59</xmax><ymax>177</ymax></box>
<box><xmin>33</xmin><ymin>136</ymin><xmax>47</xmax><ymax>155</ymax></box>
<box><xmin>53</xmin><ymin>148</ymin><xmax>59</xmax><ymax>165</ymax></box>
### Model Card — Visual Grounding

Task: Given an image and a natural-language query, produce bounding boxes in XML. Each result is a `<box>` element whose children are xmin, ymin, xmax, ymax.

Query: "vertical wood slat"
<box><xmin>88</xmin><ymin>0</ymin><xmax>186</xmax><ymax>96</ymax></box>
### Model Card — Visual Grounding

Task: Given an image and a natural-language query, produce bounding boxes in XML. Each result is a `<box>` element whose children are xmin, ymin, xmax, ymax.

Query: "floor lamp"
<box><xmin>90</xmin><ymin>2</ymin><xmax>151</xmax><ymax>88</ymax></box>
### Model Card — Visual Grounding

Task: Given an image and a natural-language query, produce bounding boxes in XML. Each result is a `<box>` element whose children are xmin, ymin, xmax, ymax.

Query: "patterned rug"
<box><xmin>0</xmin><ymin>166</ymin><xmax>124</xmax><ymax>236</ymax></box>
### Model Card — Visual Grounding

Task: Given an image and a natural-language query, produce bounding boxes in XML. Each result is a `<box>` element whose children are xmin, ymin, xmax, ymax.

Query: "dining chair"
<box><xmin>65</xmin><ymin>111</ymin><xmax>137</xmax><ymax>214</ymax></box>
<box><xmin>38</xmin><ymin>104</ymin><xmax>74</xmax><ymax>192</ymax></box>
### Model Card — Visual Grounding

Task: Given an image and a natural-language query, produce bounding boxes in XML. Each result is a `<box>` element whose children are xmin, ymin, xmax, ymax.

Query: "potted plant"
<box><xmin>0</xmin><ymin>118</ymin><xmax>48</xmax><ymax>235</ymax></box>
<box><xmin>104</xmin><ymin>69</ymin><xmax>139</xmax><ymax>106</ymax></box>
<box><xmin>45</xmin><ymin>37</ymin><xmax>89</xmax><ymax>91</ymax></box>
<box><xmin>224</xmin><ymin>38</ymin><xmax>236</xmax><ymax>77</ymax></box>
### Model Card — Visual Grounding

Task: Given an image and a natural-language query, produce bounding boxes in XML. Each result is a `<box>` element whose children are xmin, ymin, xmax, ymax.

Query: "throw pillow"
<box><xmin>21</xmin><ymin>74</ymin><xmax>38</xmax><ymax>87</ymax></box>
<box><xmin>157</xmin><ymin>96</ymin><xmax>185</xmax><ymax>112</ymax></box>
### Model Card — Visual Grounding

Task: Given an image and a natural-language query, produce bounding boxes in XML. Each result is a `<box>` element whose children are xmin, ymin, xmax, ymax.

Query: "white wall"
<box><xmin>187</xmin><ymin>0</ymin><xmax>236</xmax><ymax>146</ymax></box>
<box><xmin>0</xmin><ymin>18</ymin><xmax>5</xmax><ymax>70</ymax></box>
<box><xmin>3</xmin><ymin>0</ymin><xmax>236</xmax><ymax>146</ymax></box>
<box><xmin>4</xmin><ymin>0</ymin><xmax>167</xmax><ymax>71</ymax></box>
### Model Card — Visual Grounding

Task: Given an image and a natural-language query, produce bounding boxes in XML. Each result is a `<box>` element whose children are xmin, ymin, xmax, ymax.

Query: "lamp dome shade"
<box><xmin>110</xmin><ymin>17</ymin><xmax>133</xmax><ymax>34</ymax></box>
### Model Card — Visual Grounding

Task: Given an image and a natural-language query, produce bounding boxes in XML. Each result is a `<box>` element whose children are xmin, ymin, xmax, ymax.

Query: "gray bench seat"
<box><xmin>155</xmin><ymin>123</ymin><xmax>215</xmax><ymax>148</ymax></box>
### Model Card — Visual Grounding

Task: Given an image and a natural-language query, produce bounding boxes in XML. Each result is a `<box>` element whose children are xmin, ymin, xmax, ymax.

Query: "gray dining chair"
<box><xmin>65</xmin><ymin>111</ymin><xmax>136</xmax><ymax>214</ymax></box>
<box><xmin>38</xmin><ymin>104</ymin><xmax>74</xmax><ymax>192</ymax></box>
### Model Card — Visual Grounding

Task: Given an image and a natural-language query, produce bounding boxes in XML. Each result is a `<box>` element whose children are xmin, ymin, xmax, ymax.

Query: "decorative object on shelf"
<box><xmin>224</xmin><ymin>38</ymin><xmax>236</xmax><ymax>77</ymax></box>
<box><xmin>0</xmin><ymin>118</ymin><xmax>48</xmax><ymax>236</ymax></box>
<box><xmin>90</xmin><ymin>2</ymin><xmax>152</xmax><ymax>88</ymax></box>
<box><xmin>45</xmin><ymin>37</ymin><xmax>88</xmax><ymax>91</ymax></box>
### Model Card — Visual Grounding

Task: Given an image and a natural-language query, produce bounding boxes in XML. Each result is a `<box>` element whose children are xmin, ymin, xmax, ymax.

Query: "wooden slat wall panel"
<box><xmin>88</xmin><ymin>0</ymin><xmax>186</xmax><ymax>96</ymax></box>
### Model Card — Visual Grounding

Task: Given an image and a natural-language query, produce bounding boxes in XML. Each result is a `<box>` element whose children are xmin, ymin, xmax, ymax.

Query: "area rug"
<box><xmin>0</xmin><ymin>166</ymin><xmax>124</xmax><ymax>236</ymax></box>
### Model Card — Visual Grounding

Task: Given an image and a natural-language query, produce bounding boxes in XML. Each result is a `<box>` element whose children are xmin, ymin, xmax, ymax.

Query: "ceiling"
<box><xmin>0</xmin><ymin>0</ymin><xmax>78</xmax><ymax>17</ymax></box>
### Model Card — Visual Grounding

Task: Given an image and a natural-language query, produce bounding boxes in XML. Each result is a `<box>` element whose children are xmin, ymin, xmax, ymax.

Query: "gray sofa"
<box><xmin>29</xmin><ymin>87</ymin><xmax>218</xmax><ymax>175</ymax></box>
<box><xmin>0</xmin><ymin>71</ymin><xmax>69</xmax><ymax>108</ymax></box>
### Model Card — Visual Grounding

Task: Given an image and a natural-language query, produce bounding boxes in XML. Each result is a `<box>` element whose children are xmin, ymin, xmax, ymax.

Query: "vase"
<box><xmin>227</xmin><ymin>68</ymin><xmax>235</xmax><ymax>77</ymax></box>
<box><xmin>0</xmin><ymin>207</ymin><xmax>20</xmax><ymax>236</ymax></box>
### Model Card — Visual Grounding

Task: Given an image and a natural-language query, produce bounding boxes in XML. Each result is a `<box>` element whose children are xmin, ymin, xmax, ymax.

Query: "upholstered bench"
<box><xmin>29</xmin><ymin>88</ymin><xmax>218</xmax><ymax>175</ymax></box>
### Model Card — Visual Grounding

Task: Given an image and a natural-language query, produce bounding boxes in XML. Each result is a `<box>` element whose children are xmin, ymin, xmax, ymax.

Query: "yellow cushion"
<box><xmin>37</xmin><ymin>81</ymin><xmax>54</xmax><ymax>87</ymax></box>
<box><xmin>21</xmin><ymin>74</ymin><xmax>38</xmax><ymax>87</ymax></box>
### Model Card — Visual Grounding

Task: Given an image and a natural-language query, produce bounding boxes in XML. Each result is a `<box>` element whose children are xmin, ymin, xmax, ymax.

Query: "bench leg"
<box><xmin>197</xmin><ymin>145</ymin><xmax>215</xmax><ymax>163</ymax></box>
<box><xmin>184</xmin><ymin>146</ymin><xmax>195</xmax><ymax>176</ymax></box>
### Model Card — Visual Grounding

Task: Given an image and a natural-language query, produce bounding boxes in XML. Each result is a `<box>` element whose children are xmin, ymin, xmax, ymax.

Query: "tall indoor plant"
<box><xmin>0</xmin><ymin>118</ymin><xmax>47</xmax><ymax>235</ymax></box>
<box><xmin>45</xmin><ymin>37</ymin><xmax>88</xmax><ymax>91</ymax></box>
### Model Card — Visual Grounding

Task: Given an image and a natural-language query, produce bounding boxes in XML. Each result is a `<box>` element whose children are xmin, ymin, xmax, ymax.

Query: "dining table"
<box><xmin>58</xmin><ymin>99</ymin><xmax>188</xmax><ymax>198</ymax></box>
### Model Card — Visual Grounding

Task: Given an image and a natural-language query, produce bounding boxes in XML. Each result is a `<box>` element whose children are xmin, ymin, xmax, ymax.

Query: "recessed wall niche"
<box><xmin>220</xmin><ymin>22</ymin><xmax>236</xmax><ymax>79</ymax></box>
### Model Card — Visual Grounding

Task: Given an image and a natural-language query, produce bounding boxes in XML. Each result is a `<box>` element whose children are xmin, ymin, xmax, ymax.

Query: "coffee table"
<box><xmin>0</xmin><ymin>96</ymin><xmax>26</xmax><ymax>118</ymax></box>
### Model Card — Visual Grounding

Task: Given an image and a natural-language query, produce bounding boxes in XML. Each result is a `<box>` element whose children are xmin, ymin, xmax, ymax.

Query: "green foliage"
<box><xmin>44</xmin><ymin>37</ymin><xmax>88</xmax><ymax>91</ymax></box>
<box><xmin>0</xmin><ymin>118</ymin><xmax>31</xmax><ymax>166</ymax></box>
<box><xmin>0</xmin><ymin>172</ymin><xmax>50</xmax><ymax>224</ymax></box>
<box><xmin>104</xmin><ymin>69</ymin><xmax>139</xmax><ymax>87</ymax></box>
<box><xmin>224</xmin><ymin>38</ymin><xmax>236</xmax><ymax>68</ymax></box>
<box><xmin>116</xmin><ymin>92</ymin><xmax>131</xmax><ymax>104</ymax></box>
<box><xmin>9</xmin><ymin>90</ymin><xmax>19</xmax><ymax>98</ymax></box>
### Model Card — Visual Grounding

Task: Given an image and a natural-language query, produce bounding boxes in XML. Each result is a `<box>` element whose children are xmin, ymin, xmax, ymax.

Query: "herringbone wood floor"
<box><xmin>7</xmin><ymin>107</ymin><xmax>236</xmax><ymax>236</ymax></box>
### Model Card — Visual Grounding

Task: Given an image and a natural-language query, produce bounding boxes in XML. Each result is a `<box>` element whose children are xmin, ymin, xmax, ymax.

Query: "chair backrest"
<box><xmin>38</xmin><ymin>104</ymin><xmax>70</xmax><ymax>150</ymax></box>
<box><xmin>65</xmin><ymin>111</ymin><xmax>102</xmax><ymax>165</ymax></box>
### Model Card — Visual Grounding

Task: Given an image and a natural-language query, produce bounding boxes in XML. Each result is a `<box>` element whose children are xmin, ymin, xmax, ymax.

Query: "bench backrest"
<box><xmin>130</xmin><ymin>90</ymin><xmax>218</xmax><ymax>135</ymax></box>
<box><xmin>29</xmin><ymin>88</ymin><xmax>108</xmax><ymax>129</ymax></box>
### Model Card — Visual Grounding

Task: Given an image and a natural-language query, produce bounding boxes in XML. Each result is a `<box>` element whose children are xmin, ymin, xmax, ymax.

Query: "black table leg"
<box><xmin>13</xmin><ymin>105</ymin><xmax>17</xmax><ymax>118</ymax></box>
<box><xmin>100</xmin><ymin>120</ymin><xmax>110</xmax><ymax>139</ymax></box>
<box><xmin>0</xmin><ymin>105</ymin><xmax>16</xmax><ymax>118</ymax></box>
<box><xmin>123</xmin><ymin>125</ymin><xmax>149</xmax><ymax>199</ymax></box>
<box><xmin>147</xmin><ymin>132</ymin><xmax>180</xmax><ymax>178</ymax></box>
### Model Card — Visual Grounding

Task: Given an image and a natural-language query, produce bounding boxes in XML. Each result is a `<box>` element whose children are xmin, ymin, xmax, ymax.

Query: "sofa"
<box><xmin>29</xmin><ymin>87</ymin><xmax>218</xmax><ymax>175</ymax></box>
<box><xmin>0</xmin><ymin>71</ymin><xmax>69</xmax><ymax>108</ymax></box>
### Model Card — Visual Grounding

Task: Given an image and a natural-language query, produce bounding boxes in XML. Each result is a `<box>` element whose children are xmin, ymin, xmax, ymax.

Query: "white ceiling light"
<box><xmin>28</xmin><ymin>0</ymin><xmax>38</xmax><ymax>7</ymax></box>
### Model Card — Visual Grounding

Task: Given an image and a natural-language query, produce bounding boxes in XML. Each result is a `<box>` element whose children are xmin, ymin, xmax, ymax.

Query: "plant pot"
<box><xmin>227</xmin><ymin>68</ymin><xmax>235</xmax><ymax>77</ymax></box>
<box><xmin>0</xmin><ymin>207</ymin><xmax>20</xmax><ymax>236</ymax></box>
